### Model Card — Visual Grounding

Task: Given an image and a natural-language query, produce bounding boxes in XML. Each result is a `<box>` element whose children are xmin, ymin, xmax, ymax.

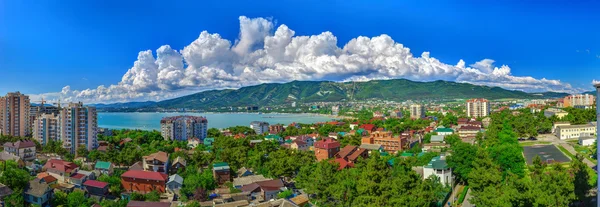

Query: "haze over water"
<box><xmin>98</xmin><ymin>112</ymin><xmax>335</xmax><ymax>130</ymax></box>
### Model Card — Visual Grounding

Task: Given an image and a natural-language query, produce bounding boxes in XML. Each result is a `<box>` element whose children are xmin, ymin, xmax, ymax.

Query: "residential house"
<box><xmin>43</xmin><ymin>159</ymin><xmax>79</xmax><ymax>183</ymax></box>
<box><xmin>349</xmin><ymin>122</ymin><xmax>359</xmax><ymax>130</ymax></box>
<box><xmin>240</xmin><ymin>179</ymin><xmax>285</xmax><ymax>201</ymax></box>
<box><xmin>142</xmin><ymin>151</ymin><xmax>169</xmax><ymax>173</ymax></box>
<box><xmin>359</xmin><ymin>124</ymin><xmax>376</xmax><ymax>134</ymax></box>
<box><xmin>187</xmin><ymin>138</ymin><xmax>201</xmax><ymax>149</ymax></box>
<box><xmin>171</xmin><ymin>157</ymin><xmax>187</xmax><ymax>174</ymax></box>
<box><xmin>423</xmin><ymin>156</ymin><xmax>453</xmax><ymax>186</ymax></box>
<box><xmin>95</xmin><ymin>161</ymin><xmax>114</xmax><ymax>175</ymax></box>
<box><xmin>362</xmin><ymin>131</ymin><xmax>408</xmax><ymax>154</ymax></box>
<box><xmin>314</xmin><ymin>138</ymin><xmax>341</xmax><ymax>161</ymax></box>
<box><xmin>333</xmin><ymin>145</ymin><xmax>368</xmax><ymax>170</ymax></box>
<box><xmin>129</xmin><ymin>161</ymin><xmax>144</xmax><ymax>171</ymax></box>
<box><xmin>359</xmin><ymin>144</ymin><xmax>383</xmax><ymax>153</ymax></box>
<box><xmin>237</xmin><ymin>167</ymin><xmax>253</xmax><ymax>177</ymax></box>
<box><xmin>78</xmin><ymin>170</ymin><xmax>96</xmax><ymax>180</ymax></box>
<box><xmin>126</xmin><ymin>201</ymin><xmax>172</xmax><ymax>207</ymax></box>
<box><xmin>83</xmin><ymin>180</ymin><xmax>109</xmax><ymax>199</ymax></box>
<box><xmin>0</xmin><ymin>151</ymin><xmax>25</xmax><ymax>168</ymax></box>
<box><xmin>167</xmin><ymin>174</ymin><xmax>184</xmax><ymax>191</ymax></box>
<box><xmin>430</xmin><ymin>135</ymin><xmax>444</xmax><ymax>143</ymax></box>
<box><xmin>290</xmin><ymin>194</ymin><xmax>309</xmax><ymax>206</ymax></box>
<box><xmin>3</xmin><ymin>140</ymin><xmax>36</xmax><ymax>161</ymax></box>
<box><xmin>268</xmin><ymin>124</ymin><xmax>285</xmax><ymax>134</ymax></box>
<box><xmin>69</xmin><ymin>172</ymin><xmax>90</xmax><ymax>189</ymax></box>
<box><xmin>232</xmin><ymin>175</ymin><xmax>270</xmax><ymax>189</ymax></box>
<box><xmin>457</xmin><ymin>126</ymin><xmax>482</xmax><ymax>143</ymax></box>
<box><xmin>295</xmin><ymin>135</ymin><xmax>315</xmax><ymax>146</ymax></box>
<box><xmin>204</xmin><ymin>138</ymin><xmax>215</xmax><ymax>148</ymax></box>
<box><xmin>121</xmin><ymin>170</ymin><xmax>168</xmax><ymax>194</ymax></box>
<box><xmin>423</xmin><ymin>143</ymin><xmax>448</xmax><ymax>152</ymax></box>
<box><xmin>36</xmin><ymin>172</ymin><xmax>58</xmax><ymax>185</ymax></box>
<box><xmin>433</xmin><ymin>127</ymin><xmax>454</xmax><ymax>136</ymax></box>
<box><xmin>213</xmin><ymin>162</ymin><xmax>231</xmax><ymax>185</ymax></box>
<box><xmin>24</xmin><ymin>179</ymin><xmax>53</xmax><ymax>207</ymax></box>
<box><xmin>265</xmin><ymin>134</ymin><xmax>283</xmax><ymax>143</ymax></box>
<box><xmin>0</xmin><ymin>184</ymin><xmax>12</xmax><ymax>206</ymax></box>
<box><xmin>290</xmin><ymin>139</ymin><xmax>309</xmax><ymax>151</ymax></box>
<box><xmin>457</xmin><ymin>118</ymin><xmax>482</xmax><ymax>128</ymax></box>
<box><xmin>328</xmin><ymin>132</ymin><xmax>339</xmax><ymax>139</ymax></box>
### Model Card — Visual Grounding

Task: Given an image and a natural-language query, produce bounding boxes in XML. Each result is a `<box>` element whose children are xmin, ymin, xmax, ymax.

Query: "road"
<box><xmin>462</xmin><ymin>189</ymin><xmax>474</xmax><ymax>207</ymax></box>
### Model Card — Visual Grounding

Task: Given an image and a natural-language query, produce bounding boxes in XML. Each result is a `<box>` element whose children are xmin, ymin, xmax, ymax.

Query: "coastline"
<box><xmin>98</xmin><ymin>111</ymin><xmax>353</xmax><ymax>120</ymax></box>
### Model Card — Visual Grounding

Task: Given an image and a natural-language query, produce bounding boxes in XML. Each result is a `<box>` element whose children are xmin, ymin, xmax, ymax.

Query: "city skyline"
<box><xmin>1</xmin><ymin>1</ymin><xmax>599</xmax><ymax>103</ymax></box>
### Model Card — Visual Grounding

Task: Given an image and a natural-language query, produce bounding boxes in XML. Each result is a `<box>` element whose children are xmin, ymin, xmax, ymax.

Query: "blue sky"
<box><xmin>1</xmin><ymin>0</ymin><xmax>599</xmax><ymax>103</ymax></box>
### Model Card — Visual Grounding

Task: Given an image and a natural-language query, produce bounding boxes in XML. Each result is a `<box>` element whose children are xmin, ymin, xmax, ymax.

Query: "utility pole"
<box><xmin>595</xmin><ymin>82</ymin><xmax>600</xmax><ymax>207</ymax></box>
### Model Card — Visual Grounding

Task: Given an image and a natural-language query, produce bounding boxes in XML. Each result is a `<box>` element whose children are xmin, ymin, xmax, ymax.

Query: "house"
<box><xmin>213</xmin><ymin>162</ymin><xmax>231</xmax><ymax>185</ymax></box>
<box><xmin>314</xmin><ymin>138</ymin><xmax>341</xmax><ymax>161</ymax></box>
<box><xmin>423</xmin><ymin>156</ymin><xmax>453</xmax><ymax>186</ymax></box>
<box><xmin>349</xmin><ymin>122</ymin><xmax>359</xmax><ymax>130</ymax></box>
<box><xmin>362</xmin><ymin>131</ymin><xmax>408</xmax><ymax>154</ymax></box>
<box><xmin>121</xmin><ymin>170</ymin><xmax>168</xmax><ymax>194</ymax></box>
<box><xmin>171</xmin><ymin>157</ymin><xmax>187</xmax><ymax>174</ymax></box>
<box><xmin>204</xmin><ymin>138</ymin><xmax>215</xmax><ymax>148</ymax></box>
<box><xmin>333</xmin><ymin>145</ymin><xmax>368</xmax><ymax>170</ymax></box>
<box><xmin>430</xmin><ymin>135</ymin><xmax>444</xmax><ymax>143</ymax></box>
<box><xmin>237</xmin><ymin>167</ymin><xmax>253</xmax><ymax>177</ymax></box>
<box><xmin>129</xmin><ymin>161</ymin><xmax>144</xmax><ymax>171</ymax></box>
<box><xmin>126</xmin><ymin>201</ymin><xmax>172</xmax><ymax>207</ymax></box>
<box><xmin>232</xmin><ymin>175</ymin><xmax>270</xmax><ymax>188</ymax></box>
<box><xmin>433</xmin><ymin>127</ymin><xmax>454</xmax><ymax>136</ymax></box>
<box><xmin>268</xmin><ymin>124</ymin><xmax>285</xmax><ymax>134</ymax></box>
<box><xmin>579</xmin><ymin>136</ymin><xmax>596</xmax><ymax>146</ymax></box>
<box><xmin>0</xmin><ymin>151</ymin><xmax>25</xmax><ymax>168</ymax></box>
<box><xmin>167</xmin><ymin>174</ymin><xmax>183</xmax><ymax>191</ymax></box>
<box><xmin>3</xmin><ymin>140</ymin><xmax>36</xmax><ymax>161</ymax></box>
<box><xmin>43</xmin><ymin>159</ymin><xmax>79</xmax><ymax>183</ymax></box>
<box><xmin>142</xmin><ymin>151</ymin><xmax>169</xmax><ymax>173</ymax></box>
<box><xmin>24</xmin><ymin>179</ymin><xmax>53</xmax><ymax>207</ymax></box>
<box><xmin>83</xmin><ymin>180</ymin><xmax>109</xmax><ymax>199</ymax></box>
<box><xmin>95</xmin><ymin>161</ymin><xmax>114</xmax><ymax>175</ymax></box>
<box><xmin>359</xmin><ymin>144</ymin><xmax>383</xmax><ymax>153</ymax></box>
<box><xmin>544</xmin><ymin>108</ymin><xmax>569</xmax><ymax>119</ymax></box>
<box><xmin>295</xmin><ymin>135</ymin><xmax>315</xmax><ymax>146</ymax></box>
<box><xmin>290</xmin><ymin>140</ymin><xmax>309</xmax><ymax>151</ymax></box>
<box><xmin>359</xmin><ymin>124</ymin><xmax>376</xmax><ymax>133</ymax></box>
<box><xmin>0</xmin><ymin>183</ymin><xmax>13</xmax><ymax>201</ymax></box>
<box><xmin>290</xmin><ymin>194</ymin><xmax>309</xmax><ymax>206</ymax></box>
<box><xmin>240</xmin><ymin>179</ymin><xmax>285</xmax><ymax>201</ymax></box>
<box><xmin>119</xmin><ymin>138</ymin><xmax>133</xmax><ymax>146</ymax></box>
<box><xmin>188</xmin><ymin>138</ymin><xmax>201</xmax><ymax>148</ymax></box>
<box><xmin>36</xmin><ymin>172</ymin><xmax>58</xmax><ymax>185</ymax></box>
<box><xmin>69</xmin><ymin>173</ymin><xmax>88</xmax><ymax>189</ymax></box>
<box><xmin>78</xmin><ymin>170</ymin><xmax>96</xmax><ymax>180</ymax></box>
<box><xmin>457</xmin><ymin>126</ymin><xmax>482</xmax><ymax>143</ymax></box>
<box><xmin>423</xmin><ymin>143</ymin><xmax>449</xmax><ymax>152</ymax></box>
<box><xmin>265</xmin><ymin>134</ymin><xmax>283</xmax><ymax>143</ymax></box>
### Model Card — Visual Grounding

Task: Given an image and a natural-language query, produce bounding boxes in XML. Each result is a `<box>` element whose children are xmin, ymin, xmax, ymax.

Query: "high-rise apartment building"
<box><xmin>0</xmin><ymin>92</ymin><xmax>31</xmax><ymax>136</ymax></box>
<box><xmin>563</xmin><ymin>94</ymin><xmax>596</xmax><ymax>108</ymax></box>
<box><xmin>410</xmin><ymin>104</ymin><xmax>426</xmax><ymax>119</ymax></box>
<box><xmin>29</xmin><ymin>102</ymin><xmax>59</xmax><ymax>133</ymax></box>
<box><xmin>58</xmin><ymin>102</ymin><xmax>98</xmax><ymax>154</ymax></box>
<box><xmin>466</xmin><ymin>98</ymin><xmax>490</xmax><ymax>118</ymax></box>
<box><xmin>160</xmin><ymin>116</ymin><xmax>208</xmax><ymax>141</ymax></box>
<box><xmin>250</xmin><ymin>121</ymin><xmax>270</xmax><ymax>135</ymax></box>
<box><xmin>33</xmin><ymin>113</ymin><xmax>60</xmax><ymax>145</ymax></box>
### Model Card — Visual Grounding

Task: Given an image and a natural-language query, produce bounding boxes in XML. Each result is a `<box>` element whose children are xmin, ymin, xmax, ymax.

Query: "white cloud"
<box><xmin>33</xmin><ymin>16</ymin><xmax>587</xmax><ymax>103</ymax></box>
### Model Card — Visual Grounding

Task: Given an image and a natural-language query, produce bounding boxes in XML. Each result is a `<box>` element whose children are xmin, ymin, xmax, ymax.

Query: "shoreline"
<box><xmin>98</xmin><ymin>111</ymin><xmax>353</xmax><ymax>120</ymax></box>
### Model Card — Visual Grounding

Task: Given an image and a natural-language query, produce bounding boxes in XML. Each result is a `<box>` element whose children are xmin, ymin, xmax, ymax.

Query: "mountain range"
<box><xmin>89</xmin><ymin>79</ymin><xmax>592</xmax><ymax>111</ymax></box>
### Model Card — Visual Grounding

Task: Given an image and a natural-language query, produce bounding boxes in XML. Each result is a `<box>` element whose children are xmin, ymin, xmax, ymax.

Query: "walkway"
<box><xmin>462</xmin><ymin>189</ymin><xmax>474</xmax><ymax>207</ymax></box>
<box><xmin>559</xmin><ymin>143</ymin><xmax>596</xmax><ymax>168</ymax></box>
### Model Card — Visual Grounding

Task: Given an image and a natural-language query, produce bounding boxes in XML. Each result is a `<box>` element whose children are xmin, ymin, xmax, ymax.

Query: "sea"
<box><xmin>97</xmin><ymin>112</ymin><xmax>336</xmax><ymax>131</ymax></box>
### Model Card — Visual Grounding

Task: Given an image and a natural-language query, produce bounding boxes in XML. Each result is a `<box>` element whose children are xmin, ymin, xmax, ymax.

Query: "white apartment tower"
<box><xmin>160</xmin><ymin>116</ymin><xmax>208</xmax><ymax>141</ymax></box>
<box><xmin>33</xmin><ymin>113</ymin><xmax>59</xmax><ymax>145</ymax></box>
<box><xmin>410</xmin><ymin>104</ymin><xmax>426</xmax><ymax>119</ymax></box>
<box><xmin>466</xmin><ymin>98</ymin><xmax>490</xmax><ymax>118</ymax></box>
<box><xmin>58</xmin><ymin>102</ymin><xmax>98</xmax><ymax>154</ymax></box>
<box><xmin>0</xmin><ymin>92</ymin><xmax>31</xmax><ymax>136</ymax></box>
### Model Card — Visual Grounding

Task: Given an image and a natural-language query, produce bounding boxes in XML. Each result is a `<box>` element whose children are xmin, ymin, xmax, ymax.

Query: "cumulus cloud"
<box><xmin>35</xmin><ymin>16</ymin><xmax>586</xmax><ymax>103</ymax></box>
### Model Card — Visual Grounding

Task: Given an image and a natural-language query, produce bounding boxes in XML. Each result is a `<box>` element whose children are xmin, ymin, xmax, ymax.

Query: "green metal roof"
<box><xmin>94</xmin><ymin>161</ymin><xmax>111</xmax><ymax>169</ymax></box>
<box><xmin>204</xmin><ymin>138</ymin><xmax>215</xmax><ymax>146</ymax></box>
<box><xmin>434</xmin><ymin>128</ymin><xmax>454</xmax><ymax>133</ymax></box>
<box><xmin>424</xmin><ymin>156</ymin><xmax>449</xmax><ymax>170</ymax></box>
<box><xmin>213</xmin><ymin>162</ymin><xmax>229</xmax><ymax>167</ymax></box>
<box><xmin>265</xmin><ymin>134</ymin><xmax>282</xmax><ymax>140</ymax></box>
<box><xmin>400</xmin><ymin>152</ymin><xmax>414</xmax><ymax>157</ymax></box>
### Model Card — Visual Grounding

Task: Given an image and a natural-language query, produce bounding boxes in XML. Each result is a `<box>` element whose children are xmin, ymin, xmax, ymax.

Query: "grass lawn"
<box><xmin>519</xmin><ymin>141</ymin><xmax>551</xmax><ymax>147</ymax></box>
<box><xmin>557</xmin><ymin>145</ymin><xmax>576</xmax><ymax>160</ymax></box>
<box><xmin>569</xmin><ymin>143</ymin><xmax>597</xmax><ymax>163</ymax></box>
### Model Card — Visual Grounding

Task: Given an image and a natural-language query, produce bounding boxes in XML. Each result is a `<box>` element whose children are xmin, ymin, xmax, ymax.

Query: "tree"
<box><xmin>207</xmin><ymin>128</ymin><xmax>222</xmax><ymax>138</ymax></box>
<box><xmin>131</xmin><ymin>192</ymin><xmax>145</xmax><ymax>201</ymax></box>
<box><xmin>4</xmin><ymin>192</ymin><xmax>25</xmax><ymax>207</ymax></box>
<box><xmin>0</xmin><ymin>160</ymin><xmax>31</xmax><ymax>191</ymax></box>
<box><xmin>192</xmin><ymin>188</ymin><xmax>208</xmax><ymax>202</ymax></box>
<box><xmin>76</xmin><ymin>145</ymin><xmax>89</xmax><ymax>157</ymax></box>
<box><xmin>52</xmin><ymin>191</ymin><xmax>69</xmax><ymax>206</ymax></box>
<box><xmin>573</xmin><ymin>154</ymin><xmax>592</xmax><ymax>204</ymax></box>
<box><xmin>446</xmin><ymin>141</ymin><xmax>477</xmax><ymax>184</ymax></box>
<box><xmin>67</xmin><ymin>190</ymin><xmax>92</xmax><ymax>207</ymax></box>
<box><xmin>278</xmin><ymin>190</ymin><xmax>293</xmax><ymax>198</ymax></box>
<box><xmin>145</xmin><ymin>191</ymin><xmax>160</xmax><ymax>202</ymax></box>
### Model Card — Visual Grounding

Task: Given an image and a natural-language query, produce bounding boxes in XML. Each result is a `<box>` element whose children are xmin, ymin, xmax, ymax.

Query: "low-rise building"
<box><xmin>314</xmin><ymin>138</ymin><xmax>340</xmax><ymax>161</ymax></box>
<box><xmin>3</xmin><ymin>140</ymin><xmax>36</xmax><ymax>161</ymax></box>
<box><xmin>268</xmin><ymin>124</ymin><xmax>284</xmax><ymax>134</ymax></box>
<box><xmin>423</xmin><ymin>156</ymin><xmax>453</xmax><ymax>186</ymax></box>
<box><xmin>240</xmin><ymin>179</ymin><xmax>285</xmax><ymax>201</ymax></box>
<box><xmin>213</xmin><ymin>162</ymin><xmax>231</xmax><ymax>185</ymax></box>
<box><xmin>142</xmin><ymin>151</ymin><xmax>169</xmax><ymax>173</ymax></box>
<box><xmin>94</xmin><ymin>161</ymin><xmax>114</xmax><ymax>175</ymax></box>
<box><xmin>555</xmin><ymin>123</ymin><xmax>597</xmax><ymax>140</ymax></box>
<box><xmin>362</xmin><ymin>131</ymin><xmax>407</xmax><ymax>154</ymax></box>
<box><xmin>43</xmin><ymin>159</ymin><xmax>79</xmax><ymax>183</ymax></box>
<box><xmin>579</xmin><ymin>136</ymin><xmax>595</xmax><ymax>146</ymax></box>
<box><xmin>171</xmin><ymin>157</ymin><xmax>187</xmax><ymax>174</ymax></box>
<box><xmin>433</xmin><ymin>127</ymin><xmax>454</xmax><ymax>136</ymax></box>
<box><xmin>290</xmin><ymin>139</ymin><xmax>309</xmax><ymax>151</ymax></box>
<box><xmin>121</xmin><ymin>170</ymin><xmax>168</xmax><ymax>194</ymax></box>
<box><xmin>24</xmin><ymin>179</ymin><xmax>53</xmax><ymax>206</ymax></box>
<box><xmin>83</xmin><ymin>180</ymin><xmax>109</xmax><ymax>199</ymax></box>
<box><xmin>333</xmin><ymin>145</ymin><xmax>368</xmax><ymax>170</ymax></box>
<box><xmin>544</xmin><ymin>108</ymin><xmax>569</xmax><ymax>119</ymax></box>
<box><xmin>457</xmin><ymin>126</ymin><xmax>482</xmax><ymax>143</ymax></box>
<box><xmin>126</xmin><ymin>201</ymin><xmax>171</xmax><ymax>207</ymax></box>
<box><xmin>167</xmin><ymin>174</ymin><xmax>183</xmax><ymax>191</ymax></box>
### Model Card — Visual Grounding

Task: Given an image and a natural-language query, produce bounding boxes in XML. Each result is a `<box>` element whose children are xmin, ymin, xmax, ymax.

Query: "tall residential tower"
<box><xmin>410</xmin><ymin>104</ymin><xmax>426</xmax><ymax>119</ymax></box>
<box><xmin>0</xmin><ymin>92</ymin><xmax>31</xmax><ymax>136</ymax></box>
<box><xmin>58</xmin><ymin>102</ymin><xmax>98</xmax><ymax>154</ymax></box>
<box><xmin>160</xmin><ymin>116</ymin><xmax>208</xmax><ymax>141</ymax></box>
<box><xmin>466</xmin><ymin>98</ymin><xmax>490</xmax><ymax>118</ymax></box>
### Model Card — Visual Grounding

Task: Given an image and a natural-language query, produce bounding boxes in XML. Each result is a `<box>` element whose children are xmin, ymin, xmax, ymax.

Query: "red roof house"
<box><xmin>121</xmin><ymin>170</ymin><xmax>168</xmax><ymax>194</ymax></box>
<box><xmin>314</xmin><ymin>138</ymin><xmax>341</xmax><ymax>161</ymax></box>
